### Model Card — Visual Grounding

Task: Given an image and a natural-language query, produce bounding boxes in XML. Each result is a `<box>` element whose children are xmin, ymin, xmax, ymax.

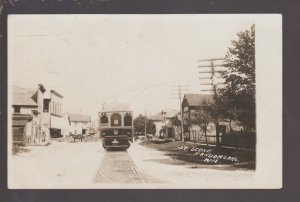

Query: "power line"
<box><xmin>197</xmin><ymin>58</ymin><xmax>227</xmax><ymax>93</ymax></box>
<box><xmin>197</xmin><ymin>58</ymin><xmax>224</xmax><ymax>62</ymax></box>
<box><xmin>198</xmin><ymin>64</ymin><xmax>228</xmax><ymax>68</ymax></box>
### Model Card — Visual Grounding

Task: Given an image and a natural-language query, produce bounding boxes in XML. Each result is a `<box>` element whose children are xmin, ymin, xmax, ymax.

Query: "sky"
<box><xmin>8</xmin><ymin>14</ymin><xmax>255</xmax><ymax>119</ymax></box>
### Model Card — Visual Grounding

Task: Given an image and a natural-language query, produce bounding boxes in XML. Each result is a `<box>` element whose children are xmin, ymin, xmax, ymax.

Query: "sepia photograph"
<box><xmin>7</xmin><ymin>14</ymin><xmax>282</xmax><ymax>189</ymax></box>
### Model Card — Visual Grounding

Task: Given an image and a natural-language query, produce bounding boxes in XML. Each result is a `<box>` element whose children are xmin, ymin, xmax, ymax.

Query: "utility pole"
<box><xmin>132</xmin><ymin>111</ymin><xmax>134</xmax><ymax>142</ymax></box>
<box><xmin>198</xmin><ymin>58</ymin><xmax>226</xmax><ymax>93</ymax></box>
<box><xmin>178</xmin><ymin>85</ymin><xmax>185</xmax><ymax>142</ymax></box>
<box><xmin>144</xmin><ymin>111</ymin><xmax>147</xmax><ymax>136</ymax></box>
<box><xmin>171</xmin><ymin>84</ymin><xmax>189</xmax><ymax>142</ymax></box>
<box><xmin>198</xmin><ymin>57</ymin><xmax>227</xmax><ymax>148</ymax></box>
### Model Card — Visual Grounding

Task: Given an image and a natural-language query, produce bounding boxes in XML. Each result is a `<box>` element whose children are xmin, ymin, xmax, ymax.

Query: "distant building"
<box><xmin>149</xmin><ymin>113</ymin><xmax>164</xmax><ymax>137</ymax></box>
<box><xmin>42</xmin><ymin>90</ymin><xmax>66</xmax><ymax>138</ymax></box>
<box><xmin>172</xmin><ymin>114</ymin><xmax>183</xmax><ymax>140</ymax></box>
<box><xmin>68</xmin><ymin>114</ymin><xmax>91</xmax><ymax>135</ymax></box>
<box><xmin>12</xmin><ymin>84</ymin><xmax>46</xmax><ymax>145</ymax></box>
<box><xmin>90</xmin><ymin>119</ymin><xmax>99</xmax><ymax>134</ymax></box>
<box><xmin>149</xmin><ymin>109</ymin><xmax>179</xmax><ymax>138</ymax></box>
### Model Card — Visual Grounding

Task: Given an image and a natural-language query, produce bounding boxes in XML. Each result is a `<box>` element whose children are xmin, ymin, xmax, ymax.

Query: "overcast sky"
<box><xmin>8</xmin><ymin>14</ymin><xmax>255</xmax><ymax>119</ymax></box>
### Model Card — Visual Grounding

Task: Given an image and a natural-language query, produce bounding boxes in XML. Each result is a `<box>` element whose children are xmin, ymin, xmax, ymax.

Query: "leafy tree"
<box><xmin>220</xmin><ymin>24</ymin><xmax>256</xmax><ymax>132</ymax></box>
<box><xmin>133</xmin><ymin>114</ymin><xmax>156</xmax><ymax>136</ymax></box>
<box><xmin>189</xmin><ymin>99</ymin><xmax>213</xmax><ymax>146</ymax></box>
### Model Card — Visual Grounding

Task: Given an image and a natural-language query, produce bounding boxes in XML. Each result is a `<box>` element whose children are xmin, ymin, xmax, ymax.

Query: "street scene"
<box><xmin>7</xmin><ymin>14</ymin><xmax>277</xmax><ymax>189</ymax></box>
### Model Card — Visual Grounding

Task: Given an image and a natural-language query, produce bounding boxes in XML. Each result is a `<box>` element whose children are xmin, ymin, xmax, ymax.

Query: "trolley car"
<box><xmin>98</xmin><ymin>103</ymin><xmax>134</xmax><ymax>150</ymax></box>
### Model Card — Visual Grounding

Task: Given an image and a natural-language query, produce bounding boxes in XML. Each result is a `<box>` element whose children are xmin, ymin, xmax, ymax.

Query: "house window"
<box><xmin>14</xmin><ymin>106</ymin><xmax>20</xmax><ymax>113</ymax></box>
<box><xmin>51</xmin><ymin>102</ymin><xmax>54</xmax><ymax>114</ymax></box>
<box><xmin>43</xmin><ymin>100</ymin><xmax>49</xmax><ymax>112</ymax></box>
<box><xmin>57</xmin><ymin>104</ymin><xmax>60</xmax><ymax>115</ymax></box>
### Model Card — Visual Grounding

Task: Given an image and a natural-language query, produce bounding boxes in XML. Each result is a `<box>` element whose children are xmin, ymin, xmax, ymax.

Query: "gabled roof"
<box><xmin>149</xmin><ymin>109</ymin><xmax>179</xmax><ymax>121</ymax></box>
<box><xmin>183</xmin><ymin>94</ymin><xmax>213</xmax><ymax>107</ymax></box>
<box><xmin>100</xmin><ymin>102</ymin><xmax>131</xmax><ymax>112</ymax></box>
<box><xmin>68</xmin><ymin>114</ymin><xmax>91</xmax><ymax>122</ymax></box>
<box><xmin>50</xmin><ymin>90</ymin><xmax>63</xmax><ymax>98</ymax></box>
<box><xmin>12</xmin><ymin>86</ymin><xmax>38</xmax><ymax>106</ymax></box>
<box><xmin>164</xmin><ymin>109</ymin><xmax>179</xmax><ymax>118</ymax></box>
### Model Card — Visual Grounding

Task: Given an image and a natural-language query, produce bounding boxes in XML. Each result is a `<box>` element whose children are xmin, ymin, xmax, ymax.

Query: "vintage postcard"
<box><xmin>7</xmin><ymin>14</ymin><xmax>282</xmax><ymax>189</ymax></box>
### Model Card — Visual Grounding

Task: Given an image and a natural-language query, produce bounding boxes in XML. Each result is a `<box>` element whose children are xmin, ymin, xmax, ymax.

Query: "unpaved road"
<box><xmin>93</xmin><ymin>151</ymin><xmax>163</xmax><ymax>184</ymax></box>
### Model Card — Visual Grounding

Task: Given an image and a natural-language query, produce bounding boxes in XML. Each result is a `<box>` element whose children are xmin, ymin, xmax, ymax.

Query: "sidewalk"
<box><xmin>128</xmin><ymin>140</ymin><xmax>255</xmax><ymax>188</ymax></box>
<box><xmin>8</xmin><ymin>141</ymin><xmax>104</xmax><ymax>189</ymax></box>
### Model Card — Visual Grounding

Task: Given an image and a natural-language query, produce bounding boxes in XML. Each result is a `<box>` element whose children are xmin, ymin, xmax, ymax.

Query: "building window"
<box><xmin>51</xmin><ymin>102</ymin><xmax>54</xmax><ymax>114</ymax></box>
<box><xmin>43</xmin><ymin>100</ymin><xmax>49</xmax><ymax>112</ymax></box>
<box><xmin>50</xmin><ymin>101</ymin><xmax>62</xmax><ymax>116</ymax></box>
<box><xmin>14</xmin><ymin>106</ymin><xmax>20</xmax><ymax>113</ymax></box>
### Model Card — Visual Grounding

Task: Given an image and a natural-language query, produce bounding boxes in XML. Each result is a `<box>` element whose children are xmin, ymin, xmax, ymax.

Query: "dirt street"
<box><xmin>8</xmin><ymin>139</ymin><xmax>255</xmax><ymax>188</ymax></box>
<box><xmin>8</xmin><ymin>140</ymin><xmax>104</xmax><ymax>188</ymax></box>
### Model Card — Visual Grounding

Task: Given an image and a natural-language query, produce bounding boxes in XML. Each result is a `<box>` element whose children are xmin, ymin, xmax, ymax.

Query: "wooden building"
<box><xmin>181</xmin><ymin>94</ymin><xmax>214</xmax><ymax>142</ymax></box>
<box><xmin>42</xmin><ymin>90</ymin><xmax>65</xmax><ymax>138</ymax></box>
<box><xmin>12</xmin><ymin>84</ymin><xmax>46</xmax><ymax>145</ymax></box>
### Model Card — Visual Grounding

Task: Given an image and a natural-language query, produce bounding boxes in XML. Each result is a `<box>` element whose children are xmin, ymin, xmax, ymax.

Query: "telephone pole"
<box><xmin>198</xmin><ymin>58</ymin><xmax>227</xmax><ymax>93</ymax></box>
<box><xmin>144</xmin><ymin>111</ymin><xmax>147</xmax><ymax>136</ymax></box>
<box><xmin>198</xmin><ymin>57</ymin><xmax>227</xmax><ymax>147</ymax></box>
<box><xmin>171</xmin><ymin>84</ymin><xmax>189</xmax><ymax>142</ymax></box>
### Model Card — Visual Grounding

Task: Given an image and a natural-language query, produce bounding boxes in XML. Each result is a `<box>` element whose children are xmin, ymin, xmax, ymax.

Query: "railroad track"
<box><xmin>93</xmin><ymin>151</ymin><xmax>144</xmax><ymax>184</ymax></box>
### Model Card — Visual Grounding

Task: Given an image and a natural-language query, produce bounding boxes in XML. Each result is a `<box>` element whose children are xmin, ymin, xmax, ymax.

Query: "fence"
<box><xmin>188</xmin><ymin>130</ymin><xmax>256</xmax><ymax>150</ymax></box>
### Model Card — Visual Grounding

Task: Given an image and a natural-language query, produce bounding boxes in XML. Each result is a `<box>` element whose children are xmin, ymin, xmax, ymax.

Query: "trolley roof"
<box><xmin>99</xmin><ymin>102</ymin><xmax>132</xmax><ymax>113</ymax></box>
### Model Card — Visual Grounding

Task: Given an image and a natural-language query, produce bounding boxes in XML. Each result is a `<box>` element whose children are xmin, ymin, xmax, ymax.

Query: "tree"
<box><xmin>189</xmin><ymin>99</ymin><xmax>213</xmax><ymax>146</ymax></box>
<box><xmin>133</xmin><ymin>114</ymin><xmax>156</xmax><ymax>136</ymax></box>
<box><xmin>219</xmin><ymin>24</ymin><xmax>256</xmax><ymax>132</ymax></box>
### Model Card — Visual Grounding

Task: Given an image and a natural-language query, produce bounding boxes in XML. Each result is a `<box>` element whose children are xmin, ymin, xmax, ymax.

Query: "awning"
<box><xmin>12</xmin><ymin>119</ymin><xmax>29</xmax><ymax>126</ymax></box>
<box><xmin>12</xmin><ymin>114</ymin><xmax>32</xmax><ymax>126</ymax></box>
